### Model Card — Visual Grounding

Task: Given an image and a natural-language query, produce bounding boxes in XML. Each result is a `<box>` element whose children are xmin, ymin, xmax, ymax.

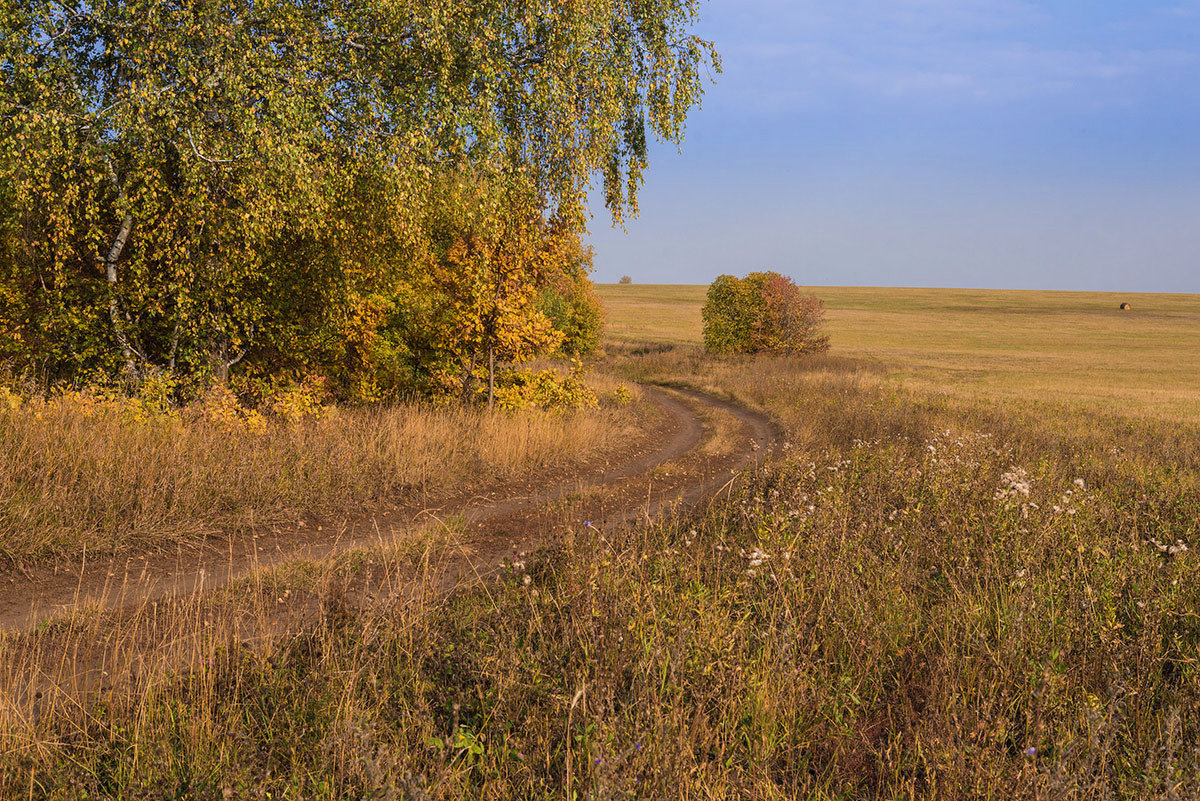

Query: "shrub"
<box><xmin>492</xmin><ymin>365</ymin><xmax>599</xmax><ymax>412</ymax></box>
<box><xmin>702</xmin><ymin>271</ymin><xmax>829</xmax><ymax>355</ymax></box>
<box><xmin>539</xmin><ymin>279</ymin><xmax>605</xmax><ymax>357</ymax></box>
<box><xmin>618</xmin><ymin>275</ymin><xmax>633</xmax><ymax>284</ymax></box>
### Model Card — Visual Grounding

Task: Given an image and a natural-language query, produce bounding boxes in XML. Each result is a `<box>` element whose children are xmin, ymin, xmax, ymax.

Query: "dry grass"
<box><xmin>3</xmin><ymin>349</ymin><xmax>1198</xmax><ymax>798</ymax></box>
<box><xmin>4</xmin><ymin>287</ymin><xmax>1200</xmax><ymax>797</ymax></box>
<box><xmin>0</xmin><ymin>379</ymin><xmax>646</xmax><ymax>561</ymax></box>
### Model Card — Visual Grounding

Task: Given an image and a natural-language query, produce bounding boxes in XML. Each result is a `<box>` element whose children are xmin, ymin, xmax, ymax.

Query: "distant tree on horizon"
<box><xmin>619</xmin><ymin>275</ymin><xmax>633</xmax><ymax>285</ymax></box>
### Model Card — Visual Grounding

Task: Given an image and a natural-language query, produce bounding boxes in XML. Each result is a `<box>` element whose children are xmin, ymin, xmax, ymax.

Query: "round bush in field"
<box><xmin>702</xmin><ymin>271</ymin><xmax>830</xmax><ymax>355</ymax></box>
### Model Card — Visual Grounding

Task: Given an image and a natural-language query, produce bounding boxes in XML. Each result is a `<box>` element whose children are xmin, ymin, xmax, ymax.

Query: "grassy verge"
<box><xmin>0</xmin><ymin>377</ymin><xmax>646</xmax><ymax>561</ymax></box>
<box><xmin>4</xmin><ymin>350</ymin><xmax>1198</xmax><ymax>798</ymax></box>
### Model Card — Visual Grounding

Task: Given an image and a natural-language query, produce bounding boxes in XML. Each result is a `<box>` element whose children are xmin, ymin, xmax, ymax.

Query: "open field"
<box><xmin>597</xmin><ymin>284</ymin><xmax>1200</xmax><ymax>422</ymax></box>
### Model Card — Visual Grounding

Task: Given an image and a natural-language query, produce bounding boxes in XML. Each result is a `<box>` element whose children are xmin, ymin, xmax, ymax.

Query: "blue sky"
<box><xmin>585</xmin><ymin>0</ymin><xmax>1200</xmax><ymax>291</ymax></box>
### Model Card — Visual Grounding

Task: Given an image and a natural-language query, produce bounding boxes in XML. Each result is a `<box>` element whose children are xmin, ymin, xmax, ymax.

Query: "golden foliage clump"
<box><xmin>493</xmin><ymin>364</ymin><xmax>599</xmax><ymax>412</ymax></box>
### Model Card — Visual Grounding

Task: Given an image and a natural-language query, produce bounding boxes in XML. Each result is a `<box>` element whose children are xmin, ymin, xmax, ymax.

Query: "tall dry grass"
<box><xmin>0</xmin><ymin>381</ymin><xmax>646</xmax><ymax>560</ymax></box>
<box><xmin>2</xmin><ymin>350</ymin><xmax>1198</xmax><ymax>798</ymax></box>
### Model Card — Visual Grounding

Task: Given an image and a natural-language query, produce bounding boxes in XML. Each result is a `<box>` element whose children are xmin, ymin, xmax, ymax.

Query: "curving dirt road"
<box><xmin>0</xmin><ymin>385</ymin><xmax>777</xmax><ymax>632</ymax></box>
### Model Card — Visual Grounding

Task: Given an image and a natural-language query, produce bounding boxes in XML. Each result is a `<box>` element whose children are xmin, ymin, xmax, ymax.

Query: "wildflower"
<box><xmin>747</xmin><ymin>548</ymin><xmax>771</xmax><ymax>568</ymax></box>
<box><xmin>522</xmin><ymin>575</ymin><xmax>532</xmax><ymax>586</ymax></box>
<box><xmin>1024</xmin><ymin>746</ymin><xmax>1037</xmax><ymax>757</ymax></box>
<box><xmin>1074</xmin><ymin>478</ymin><xmax>1086</xmax><ymax>490</ymax></box>
<box><xmin>1147</xmin><ymin>537</ymin><xmax>1189</xmax><ymax>556</ymax></box>
<box><xmin>995</xmin><ymin>467</ymin><xmax>1032</xmax><ymax>501</ymax></box>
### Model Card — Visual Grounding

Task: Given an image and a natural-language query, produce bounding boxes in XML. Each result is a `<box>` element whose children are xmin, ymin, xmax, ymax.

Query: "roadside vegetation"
<box><xmin>0</xmin><ymin>3</ymin><xmax>716</xmax><ymax>559</ymax></box>
<box><xmin>1</xmin><ymin>1</ymin><xmax>713</xmax><ymax>415</ymax></box>
<box><xmin>0</xmin><ymin>373</ymin><xmax>645</xmax><ymax>561</ymax></box>
<box><xmin>4</xmin><ymin>341</ymin><xmax>1199</xmax><ymax>798</ymax></box>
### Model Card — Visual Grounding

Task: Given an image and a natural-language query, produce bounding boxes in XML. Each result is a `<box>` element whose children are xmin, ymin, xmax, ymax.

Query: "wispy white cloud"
<box><xmin>709</xmin><ymin>0</ymin><xmax>1200</xmax><ymax>110</ymax></box>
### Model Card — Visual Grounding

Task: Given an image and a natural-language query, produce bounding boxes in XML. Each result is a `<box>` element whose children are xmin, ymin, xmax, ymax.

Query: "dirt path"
<box><xmin>0</xmin><ymin>385</ymin><xmax>777</xmax><ymax>632</ymax></box>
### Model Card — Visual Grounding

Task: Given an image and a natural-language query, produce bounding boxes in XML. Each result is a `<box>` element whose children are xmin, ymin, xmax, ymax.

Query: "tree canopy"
<box><xmin>0</xmin><ymin>0</ymin><xmax>718</xmax><ymax>395</ymax></box>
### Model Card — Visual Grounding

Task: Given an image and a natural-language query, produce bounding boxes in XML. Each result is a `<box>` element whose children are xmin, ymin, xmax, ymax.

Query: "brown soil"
<box><xmin>0</xmin><ymin>385</ymin><xmax>777</xmax><ymax>633</ymax></box>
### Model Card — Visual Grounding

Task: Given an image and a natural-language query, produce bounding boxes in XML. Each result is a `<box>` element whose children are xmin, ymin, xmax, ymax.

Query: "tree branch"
<box><xmin>186</xmin><ymin>129</ymin><xmax>240</xmax><ymax>165</ymax></box>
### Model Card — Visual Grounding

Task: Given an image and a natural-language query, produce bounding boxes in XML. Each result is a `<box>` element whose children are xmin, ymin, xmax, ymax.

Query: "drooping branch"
<box><xmin>186</xmin><ymin>128</ymin><xmax>240</xmax><ymax>166</ymax></box>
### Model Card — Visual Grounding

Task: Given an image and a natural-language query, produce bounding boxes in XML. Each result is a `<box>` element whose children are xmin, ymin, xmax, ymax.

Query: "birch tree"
<box><xmin>0</xmin><ymin>0</ymin><xmax>718</xmax><ymax>389</ymax></box>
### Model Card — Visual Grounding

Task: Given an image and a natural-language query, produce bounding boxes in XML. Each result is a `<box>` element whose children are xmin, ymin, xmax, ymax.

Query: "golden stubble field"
<box><xmin>597</xmin><ymin>284</ymin><xmax>1200</xmax><ymax>423</ymax></box>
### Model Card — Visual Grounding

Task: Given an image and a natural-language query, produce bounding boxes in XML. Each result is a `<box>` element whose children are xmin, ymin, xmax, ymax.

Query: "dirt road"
<box><xmin>0</xmin><ymin>385</ymin><xmax>777</xmax><ymax>631</ymax></box>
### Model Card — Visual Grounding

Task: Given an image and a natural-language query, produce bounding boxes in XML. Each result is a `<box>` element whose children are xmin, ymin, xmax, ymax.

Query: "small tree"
<box><xmin>619</xmin><ymin>275</ymin><xmax>633</xmax><ymax>285</ymax></box>
<box><xmin>700</xmin><ymin>274</ymin><xmax>753</xmax><ymax>353</ymax></box>
<box><xmin>419</xmin><ymin>180</ymin><xmax>565</xmax><ymax>409</ymax></box>
<box><xmin>702</xmin><ymin>272</ymin><xmax>829</xmax><ymax>355</ymax></box>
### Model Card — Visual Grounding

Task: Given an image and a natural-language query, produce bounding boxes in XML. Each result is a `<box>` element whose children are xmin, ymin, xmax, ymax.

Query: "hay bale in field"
<box><xmin>1120</xmin><ymin>302</ymin><xmax>1132</xmax><ymax>310</ymax></box>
